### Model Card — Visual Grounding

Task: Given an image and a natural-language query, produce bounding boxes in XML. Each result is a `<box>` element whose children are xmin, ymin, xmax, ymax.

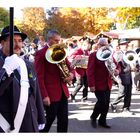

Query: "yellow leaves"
<box><xmin>47</xmin><ymin>7</ymin><xmax>113</xmax><ymax>37</ymax></box>
<box><xmin>116</xmin><ymin>7</ymin><xmax>140</xmax><ymax>24</ymax></box>
<box><xmin>0</xmin><ymin>8</ymin><xmax>9</xmax><ymax>28</ymax></box>
<box><xmin>22</xmin><ymin>7</ymin><xmax>46</xmax><ymax>39</ymax></box>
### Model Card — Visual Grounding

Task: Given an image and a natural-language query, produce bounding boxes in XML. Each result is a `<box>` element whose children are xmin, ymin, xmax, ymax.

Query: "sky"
<box><xmin>1</xmin><ymin>0</ymin><xmax>140</xmax><ymax>8</ymax></box>
<box><xmin>1</xmin><ymin>0</ymin><xmax>140</xmax><ymax>19</ymax></box>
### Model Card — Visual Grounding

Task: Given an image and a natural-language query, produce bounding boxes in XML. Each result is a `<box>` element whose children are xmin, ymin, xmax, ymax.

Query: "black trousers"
<box><xmin>72</xmin><ymin>73</ymin><xmax>88</xmax><ymax>98</ymax></box>
<box><xmin>112</xmin><ymin>83</ymin><xmax>132</xmax><ymax>109</ymax></box>
<box><xmin>41</xmin><ymin>93</ymin><xmax>68</xmax><ymax>133</ymax></box>
<box><xmin>90</xmin><ymin>90</ymin><xmax>110</xmax><ymax>123</ymax></box>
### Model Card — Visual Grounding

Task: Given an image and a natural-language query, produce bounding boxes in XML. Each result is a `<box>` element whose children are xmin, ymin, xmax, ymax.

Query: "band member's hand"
<box><xmin>89</xmin><ymin>86</ymin><xmax>95</xmax><ymax>92</ymax></box>
<box><xmin>43</xmin><ymin>96</ymin><xmax>51</xmax><ymax>106</ymax></box>
<box><xmin>75</xmin><ymin>55</ymin><xmax>82</xmax><ymax>59</ymax></box>
<box><xmin>64</xmin><ymin>73</ymin><xmax>74</xmax><ymax>84</ymax></box>
<box><xmin>2</xmin><ymin>54</ymin><xmax>20</xmax><ymax>76</ymax></box>
<box><xmin>114</xmin><ymin>69</ymin><xmax>120</xmax><ymax>76</ymax></box>
<box><xmin>130</xmin><ymin>67</ymin><xmax>137</xmax><ymax>72</ymax></box>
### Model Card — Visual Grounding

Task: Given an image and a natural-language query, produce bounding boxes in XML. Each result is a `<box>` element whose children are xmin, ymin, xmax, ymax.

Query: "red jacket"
<box><xmin>70</xmin><ymin>48</ymin><xmax>90</xmax><ymax>77</ymax></box>
<box><xmin>34</xmin><ymin>45</ymin><xmax>73</xmax><ymax>102</ymax></box>
<box><xmin>87</xmin><ymin>51</ymin><xmax>113</xmax><ymax>90</ymax></box>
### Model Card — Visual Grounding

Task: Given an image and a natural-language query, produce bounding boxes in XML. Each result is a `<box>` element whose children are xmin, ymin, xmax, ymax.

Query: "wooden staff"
<box><xmin>10</xmin><ymin>7</ymin><xmax>14</xmax><ymax>55</ymax></box>
<box><xmin>9</xmin><ymin>7</ymin><xmax>15</xmax><ymax>130</ymax></box>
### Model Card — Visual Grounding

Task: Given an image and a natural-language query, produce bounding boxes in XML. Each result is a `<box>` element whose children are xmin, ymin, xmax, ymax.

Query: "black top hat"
<box><xmin>119</xmin><ymin>38</ymin><xmax>130</xmax><ymax>45</ymax></box>
<box><xmin>0</xmin><ymin>25</ymin><xmax>27</xmax><ymax>42</ymax></box>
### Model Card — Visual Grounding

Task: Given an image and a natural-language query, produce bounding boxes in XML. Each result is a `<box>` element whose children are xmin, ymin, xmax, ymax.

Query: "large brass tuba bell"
<box><xmin>96</xmin><ymin>45</ymin><xmax>113</xmax><ymax>61</ymax></box>
<box><xmin>96</xmin><ymin>45</ymin><xmax>118</xmax><ymax>82</ymax></box>
<box><xmin>123</xmin><ymin>50</ymin><xmax>138</xmax><ymax>65</ymax></box>
<box><xmin>45</xmin><ymin>43</ymin><xmax>71</xmax><ymax>85</ymax></box>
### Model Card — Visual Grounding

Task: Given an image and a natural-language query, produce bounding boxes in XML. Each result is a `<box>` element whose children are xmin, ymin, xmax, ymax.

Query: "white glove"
<box><xmin>38</xmin><ymin>124</ymin><xmax>45</xmax><ymax>130</ymax></box>
<box><xmin>2</xmin><ymin>54</ymin><xmax>20</xmax><ymax>76</ymax></box>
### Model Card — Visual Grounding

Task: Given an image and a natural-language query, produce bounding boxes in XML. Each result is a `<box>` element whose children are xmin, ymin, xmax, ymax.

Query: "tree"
<box><xmin>0</xmin><ymin>8</ymin><xmax>9</xmax><ymax>31</ymax></box>
<box><xmin>22</xmin><ymin>7</ymin><xmax>46</xmax><ymax>40</ymax></box>
<box><xmin>46</xmin><ymin>7</ymin><xmax>114</xmax><ymax>38</ymax></box>
<box><xmin>115</xmin><ymin>7</ymin><xmax>140</xmax><ymax>29</ymax></box>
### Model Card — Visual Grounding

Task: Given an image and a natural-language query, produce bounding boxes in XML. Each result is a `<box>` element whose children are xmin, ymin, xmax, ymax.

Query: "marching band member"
<box><xmin>111</xmin><ymin>49</ymin><xmax>132</xmax><ymax>113</ymax></box>
<box><xmin>133</xmin><ymin>48</ymin><xmax>140</xmax><ymax>91</ymax></box>
<box><xmin>34</xmin><ymin>30</ymin><xmax>74</xmax><ymax>132</ymax></box>
<box><xmin>70</xmin><ymin>40</ymin><xmax>90</xmax><ymax>102</ymax></box>
<box><xmin>111</xmin><ymin>40</ymin><xmax>138</xmax><ymax>113</ymax></box>
<box><xmin>87</xmin><ymin>38</ymin><xmax>120</xmax><ymax>128</ymax></box>
<box><xmin>0</xmin><ymin>26</ymin><xmax>46</xmax><ymax>132</ymax></box>
<box><xmin>67</xmin><ymin>42</ymin><xmax>78</xmax><ymax>87</ymax></box>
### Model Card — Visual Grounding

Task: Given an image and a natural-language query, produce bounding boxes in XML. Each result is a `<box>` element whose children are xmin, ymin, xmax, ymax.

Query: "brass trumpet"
<box><xmin>45</xmin><ymin>43</ymin><xmax>71</xmax><ymax>85</ymax></box>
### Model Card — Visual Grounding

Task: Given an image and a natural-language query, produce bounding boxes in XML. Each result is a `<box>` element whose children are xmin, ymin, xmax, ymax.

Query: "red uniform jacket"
<box><xmin>34</xmin><ymin>45</ymin><xmax>73</xmax><ymax>102</ymax></box>
<box><xmin>70</xmin><ymin>48</ymin><xmax>90</xmax><ymax>77</ymax></box>
<box><xmin>87</xmin><ymin>51</ymin><xmax>113</xmax><ymax>90</ymax></box>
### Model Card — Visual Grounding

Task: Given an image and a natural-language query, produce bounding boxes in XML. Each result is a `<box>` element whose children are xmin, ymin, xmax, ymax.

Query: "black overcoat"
<box><xmin>0</xmin><ymin>50</ymin><xmax>46</xmax><ymax>132</ymax></box>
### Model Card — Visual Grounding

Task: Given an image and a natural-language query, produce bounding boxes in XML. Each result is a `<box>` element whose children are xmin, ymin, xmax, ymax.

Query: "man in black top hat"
<box><xmin>0</xmin><ymin>25</ymin><xmax>45</xmax><ymax>132</ymax></box>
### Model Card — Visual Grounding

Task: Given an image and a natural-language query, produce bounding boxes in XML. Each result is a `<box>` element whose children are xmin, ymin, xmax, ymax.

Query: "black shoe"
<box><xmin>81</xmin><ymin>97</ymin><xmax>87</xmax><ymax>102</ymax></box>
<box><xmin>70</xmin><ymin>94</ymin><xmax>75</xmax><ymax>102</ymax></box>
<box><xmin>90</xmin><ymin>117</ymin><xmax>97</xmax><ymax>128</ymax></box>
<box><xmin>98</xmin><ymin>122</ymin><xmax>111</xmax><ymax>128</ymax></box>
<box><xmin>111</xmin><ymin>104</ymin><xmax>117</xmax><ymax>113</ymax></box>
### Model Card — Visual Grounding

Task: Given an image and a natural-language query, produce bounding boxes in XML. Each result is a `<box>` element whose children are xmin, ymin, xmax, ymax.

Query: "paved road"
<box><xmin>49</xmin><ymin>85</ymin><xmax>140</xmax><ymax>133</ymax></box>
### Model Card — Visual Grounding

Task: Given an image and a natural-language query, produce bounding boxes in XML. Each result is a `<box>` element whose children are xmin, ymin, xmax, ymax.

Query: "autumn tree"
<box><xmin>22</xmin><ymin>7</ymin><xmax>46</xmax><ymax>40</ymax></box>
<box><xmin>0</xmin><ymin>8</ymin><xmax>9</xmax><ymax>31</ymax></box>
<box><xmin>46</xmin><ymin>7</ymin><xmax>114</xmax><ymax>38</ymax></box>
<box><xmin>115</xmin><ymin>7</ymin><xmax>140</xmax><ymax>29</ymax></box>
